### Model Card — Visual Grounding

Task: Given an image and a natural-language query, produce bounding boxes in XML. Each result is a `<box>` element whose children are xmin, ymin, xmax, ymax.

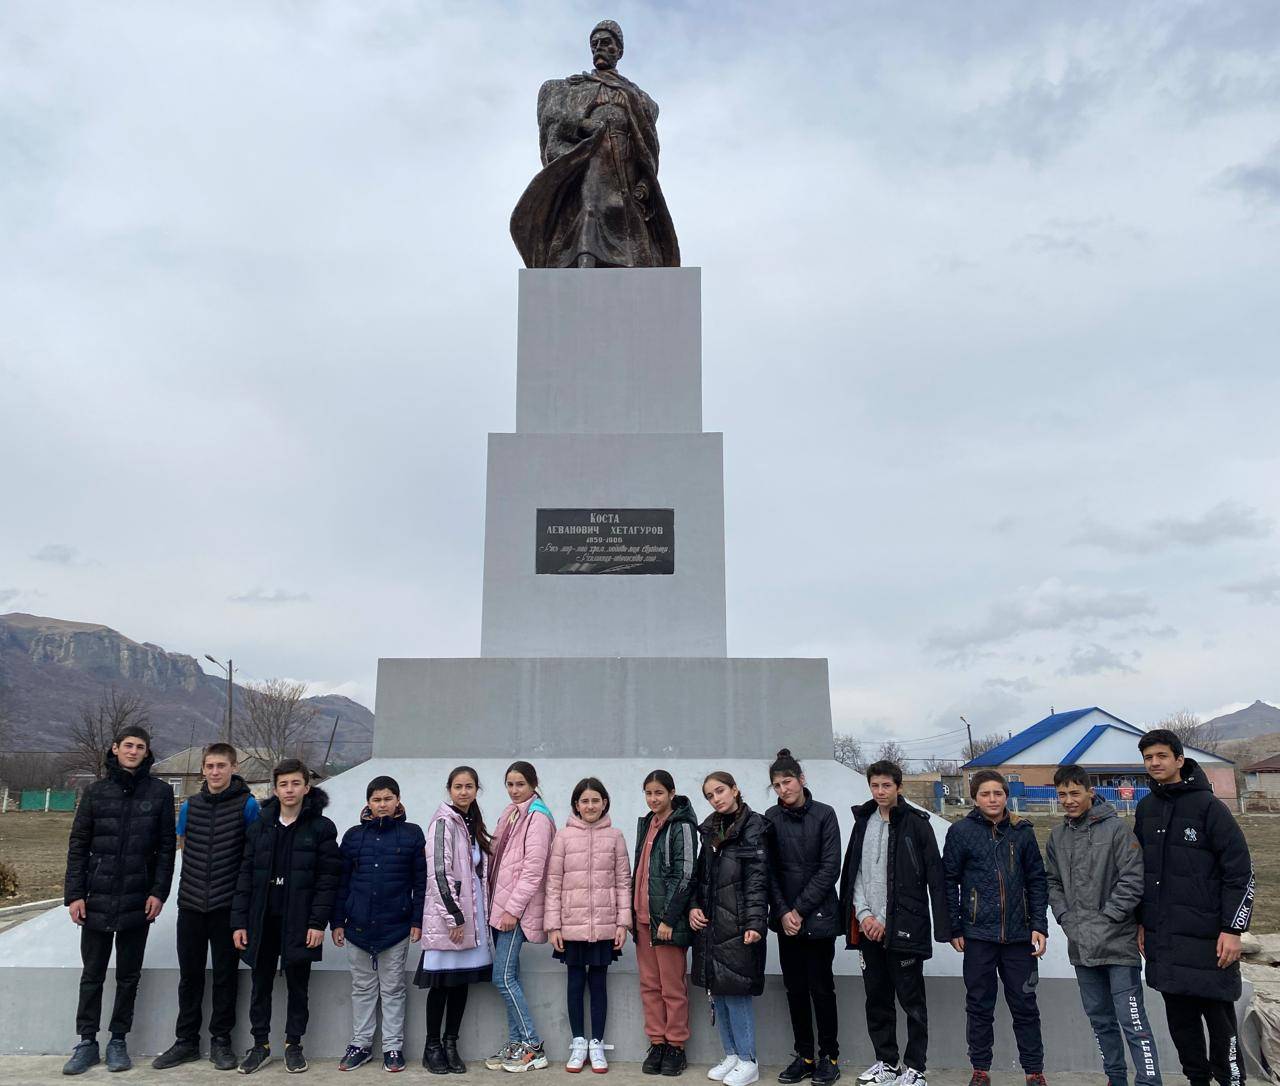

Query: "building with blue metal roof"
<box><xmin>961</xmin><ymin>706</ymin><xmax>1236</xmax><ymax>800</ymax></box>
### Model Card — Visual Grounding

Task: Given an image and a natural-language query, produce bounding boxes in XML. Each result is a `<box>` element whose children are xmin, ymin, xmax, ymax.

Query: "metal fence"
<box><xmin>2</xmin><ymin>788</ymin><xmax>78</xmax><ymax>812</ymax></box>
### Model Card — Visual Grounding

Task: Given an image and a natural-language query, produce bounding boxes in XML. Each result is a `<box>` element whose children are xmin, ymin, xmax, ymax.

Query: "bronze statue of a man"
<box><xmin>510</xmin><ymin>20</ymin><xmax>680</xmax><ymax>269</ymax></box>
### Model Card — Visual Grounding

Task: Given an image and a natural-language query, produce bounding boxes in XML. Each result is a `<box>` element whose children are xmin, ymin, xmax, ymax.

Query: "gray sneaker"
<box><xmin>486</xmin><ymin>1044</ymin><xmax>517</xmax><ymax>1071</ymax></box>
<box><xmin>106</xmin><ymin>1038</ymin><xmax>132</xmax><ymax>1072</ymax></box>
<box><xmin>62</xmin><ymin>1040</ymin><xmax>100</xmax><ymax>1076</ymax></box>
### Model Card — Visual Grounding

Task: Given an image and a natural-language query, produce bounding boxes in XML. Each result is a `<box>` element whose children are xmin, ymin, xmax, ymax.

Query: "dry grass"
<box><xmin>0</xmin><ymin>811</ymin><xmax>74</xmax><ymax>905</ymax></box>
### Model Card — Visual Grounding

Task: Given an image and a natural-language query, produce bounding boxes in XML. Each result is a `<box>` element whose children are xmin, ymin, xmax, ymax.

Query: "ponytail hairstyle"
<box><xmin>505</xmin><ymin>759</ymin><xmax>541</xmax><ymax>795</ymax></box>
<box><xmin>643</xmin><ymin>769</ymin><xmax>676</xmax><ymax>792</ymax></box>
<box><xmin>447</xmin><ymin>765</ymin><xmax>493</xmax><ymax>854</ymax></box>
<box><xmin>768</xmin><ymin>747</ymin><xmax>804</xmax><ymax>783</ymax></box>
<box><xmin>571</xmin><ymin>776</ymin><xmax>611</xmax><ymax>816</ymax></box>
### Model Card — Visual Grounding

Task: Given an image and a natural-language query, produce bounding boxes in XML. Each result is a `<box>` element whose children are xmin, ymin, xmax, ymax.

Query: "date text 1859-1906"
<box><xmin>536</xmin><ymin>508</ymin><xmax>674</xmax><ymax>574</ymax></box>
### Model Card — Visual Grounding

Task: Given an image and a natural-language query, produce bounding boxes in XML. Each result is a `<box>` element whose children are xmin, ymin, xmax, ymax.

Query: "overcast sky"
<box><xmin>3</xmin><ymin>2</ymin><xmax>1278</xmax><ymax>762</ymax></box>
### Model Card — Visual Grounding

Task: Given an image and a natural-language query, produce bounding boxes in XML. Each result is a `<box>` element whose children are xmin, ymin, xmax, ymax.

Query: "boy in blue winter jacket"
<box><xmin>943</xmin><ymin>769</ymin><xmax>1049</xmax><ymax>1086</ymax></box>
<box><xmin>330</xmin><ymin>775</ymin><xmax>427</xmax><ymax>1073</ymax></box>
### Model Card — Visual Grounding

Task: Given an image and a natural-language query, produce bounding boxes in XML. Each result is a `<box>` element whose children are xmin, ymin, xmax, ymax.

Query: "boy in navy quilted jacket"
<box><xmin>331</xmin><ymin>776</ymin><xmax>427</xmax><ymax>1073</ymax></box>
<box><xmin>943</xmin><ymin>769</ymin><xmax>1049</xmax><ymax>1086</ymax></box>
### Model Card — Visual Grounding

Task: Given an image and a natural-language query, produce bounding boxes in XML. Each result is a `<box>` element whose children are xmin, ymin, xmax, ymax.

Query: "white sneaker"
<box><xmin>724</xmin><ymin>1061</ymin><xmax>759</xmax><ymax>1086</ymax></box>
<box><xmin>896</xmin><ymin>1071</ymin><xmax>925</xmax><ymax>1086</ymax></box>
<box><xmin>588</xmin><ymin>1040</ymin><xmax>610</xmax><ymax>1074</ymax></box>
<box><xmin>566</xmin><ymin>1038</ymin><xmax>588</xmax><ymax>1074</ymax></box>
<box><xmin>708</xmin><ymin>1055</ymin><xmax>740</xmax><ymax>1081</ymax></box>
<box><xmin>858</xmin><ymin>1064</ymin><xmax>900</xmax><ymax>1086</ymax></box>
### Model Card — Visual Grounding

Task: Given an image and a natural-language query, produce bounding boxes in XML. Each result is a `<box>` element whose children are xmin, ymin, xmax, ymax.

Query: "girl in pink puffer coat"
<box><xmin>546</xmin><ymin>777</ymin><xmax>632</xmax><ymax>1073</ymax></box>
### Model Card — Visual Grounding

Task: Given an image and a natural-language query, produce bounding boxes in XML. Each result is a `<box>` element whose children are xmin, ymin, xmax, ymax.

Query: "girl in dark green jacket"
<box><xmin>633</xmin><ymin>770</ymin><xmax>699</xmax><ymax>1076</ymax></box>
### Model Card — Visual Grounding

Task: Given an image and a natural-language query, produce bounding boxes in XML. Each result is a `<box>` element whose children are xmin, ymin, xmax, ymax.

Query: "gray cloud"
<box><xmin>1074</xmin><ymin>501</ymin><xmax>1271</xmax><ymax>555</ymax></box>
<box><xmin>1217</xmin><ymin>142</ymin><xmax>1280</xmax><ymax>206</ymax></box>
<box><xmin>1223</xmin><ymin>573</ymin><xmax>1280</xmax><ymax>606</ymax></box>
<box><xmin>1059</xmin><ymin>642</ymin><xmax>1139</xmax><ymax>677</ymax></box>
<box><xmin>227</xmin><ymin>588</ymin><xmax>312</xmax><ymax>605</ymax></box>
<box><xmin>984</xmin><ymin>676</ymin><xmax>1039</xmax><ymax>694</ymax></box>
<box><xmin>0</xmin><ymin>589</ymin><xmax>19</xmax><ymax>608</ymax></box>
<box><xmin>32</xmin><ymin>543</ymin><xmax>79</xmax><ymax>564</ymax></box>
<box><xmin>928</xmin><ymin>578</ymin><xmax>1155</xmax><ymax>662</ymax></box>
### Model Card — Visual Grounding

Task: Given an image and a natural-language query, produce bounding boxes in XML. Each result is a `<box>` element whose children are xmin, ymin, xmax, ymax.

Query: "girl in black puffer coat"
<box><xmin>764</xmin><ymin>750</ymin><xmax>842</xmax><ymax>1083</ymax></box>
<box><xmin>690</xmin><ymin>771</ymin><xmax>768</xmax><ymax>1086</ymax></box>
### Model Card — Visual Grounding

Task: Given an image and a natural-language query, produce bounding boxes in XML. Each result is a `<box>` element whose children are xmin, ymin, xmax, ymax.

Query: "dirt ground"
<box><xmin>3</xmin><ymin>808</ymin><xmax>1277</xmax><ymax>931</ymax></box>
<box><xmin>0</xmin><ymin>811</ymin><xmax>74</xmax><ymax>907</ymax></box>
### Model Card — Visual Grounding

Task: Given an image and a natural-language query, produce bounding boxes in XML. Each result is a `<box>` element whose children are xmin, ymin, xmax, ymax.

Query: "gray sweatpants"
<box><xmin>347</xmin><ymin>937</ymin><xmax>412</xmax><ymax>1052</ymax></box>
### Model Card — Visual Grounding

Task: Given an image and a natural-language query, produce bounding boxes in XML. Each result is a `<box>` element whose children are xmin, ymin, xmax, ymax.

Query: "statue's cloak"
<box><xmin>510</xmin><ymin>69</ymin><xmax>680</xmax><ymax>268</ymax></box>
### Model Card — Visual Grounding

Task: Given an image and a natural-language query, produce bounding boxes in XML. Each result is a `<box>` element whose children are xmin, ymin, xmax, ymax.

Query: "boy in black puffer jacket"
<box><xmin>1135</xmin><ymin>729</ymin><xmax>1254</xmax><ymax>1086</ymax></box>
<box><xmin>231</xmin><ymin>759</ymin><xmax>341</xmax><ymax>1075</ymax></box>
<box><xmin>62</xmin><ymin>725</ymin><xmax>176</xmax><ymax>1076</ymax></box>
<box><xmin>153</xmin><ymin>742</ymin><xmax>259</xmax><ymax>1071</ymax></box>
<box><xmin>331</xmin><ymin>775</ymin><xmax>427</xmax><ymax>1074</ymax></box>
<box><xmin>943</xmin><ymin>769</ymin><xmax>1048</xmax><ymax>1086</ymax></box>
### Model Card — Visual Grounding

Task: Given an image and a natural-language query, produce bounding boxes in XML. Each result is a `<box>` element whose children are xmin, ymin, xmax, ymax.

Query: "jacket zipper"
<box><xmin>992</xmin><ymin>824</ymin><xmax>1006</xmax><ymax>941</ymax></box>
<box><xmin>587</xmin><ymin>824</ymin><xmax>597</xmax><ymax>942</ymax></box>
<box><xmin>970</xmin><ymin>888</ymin><xmax>978</xmax><ymax>923</ymax></box>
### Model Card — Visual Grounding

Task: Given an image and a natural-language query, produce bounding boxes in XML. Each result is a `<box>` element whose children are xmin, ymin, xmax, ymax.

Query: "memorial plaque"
<box><xmin>536</xmin><ymin>508</ymin><xmax>674</xmax><ymax>574</ymax></box>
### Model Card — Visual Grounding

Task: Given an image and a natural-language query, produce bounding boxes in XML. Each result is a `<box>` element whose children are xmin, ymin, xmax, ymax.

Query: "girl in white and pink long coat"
<box><xmin>545</xmin><ymin>776</ymin><xmax>632</xmax><ymax>1073</ymax></box>
<box><xmin>415</xmin><ymin>766</ymin><xmax>493</xmax><ymax>1074</ymax></box>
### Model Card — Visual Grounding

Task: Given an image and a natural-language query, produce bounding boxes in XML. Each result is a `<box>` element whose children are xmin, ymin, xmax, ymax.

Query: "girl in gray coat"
<box><xmin>1045</xmin><ymin>765</ymin><xmax>1160</xmax><ymax>1086</ymax></box>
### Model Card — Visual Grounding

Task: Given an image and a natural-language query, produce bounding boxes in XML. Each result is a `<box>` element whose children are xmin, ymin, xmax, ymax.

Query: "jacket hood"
<box><xmin>1087</xmin><ymin>796</ymin><xmax>1118</xmax><ymax>823</ymax></box>
<box><xmin>360</xmin><ymin>801</ymin><xmax>406</xmax><ymax>824</ymax></box>
<box><xmin>504</xmin><ymin>794</ymin><xmax>554</xmax><ymax>822</ymax></box>
<box><xmin>433</xmin><ymin>799</ymin><xmax>468</xmax><ymax>824</ymax></box>
<box><xmin>202</xmin><ymin>774</ymin><xmax>249</xmax><ymax>803</ymax></box>
<box><xmin>566</xmin><ymin>813</ymin><xmax>613</xmax><ymax>831</ymax></box>
<box><xmin>639</xmin><ymin>794</ymin><xmax>698</xmax><ymax>829</ymax></box>
<box><xmin>964</xmin><ymin>804</ymin><xmax>1032</xmax><ymax>830</ymax></box>
<box><xmin>1150</xmin><ymin>757</ymin><xmax>1212</xmax><ymax>799</ymax></box>
<box><xmin>105</xmin><ymin>749</ymin><xmax>155</xmax><ymax>783</ymax></box>
<box><xmin>259</xmin><ymin>785</ymin><xmax>330</xmax><ymax>821</ymax></box>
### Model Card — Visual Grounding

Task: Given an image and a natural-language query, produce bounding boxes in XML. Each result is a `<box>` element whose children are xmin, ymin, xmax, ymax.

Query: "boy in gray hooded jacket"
<box><xmin>1046</xmin><ymin>764</ymin><xmax>1161</xmax><ymax>1086</ymax></box>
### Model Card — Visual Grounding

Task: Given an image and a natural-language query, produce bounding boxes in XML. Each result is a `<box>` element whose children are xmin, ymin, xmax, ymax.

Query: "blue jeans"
<box><xmin>1076</xmin><ymin>964</ymin><xmax>1162</xmax><ymax>1086</ymax></box>
<box><xmin>492</xmin><ymin>927</ymin><xmax>540</xmax><ymax>1046</ymax></box>
<box><xmin>714</xmin><ymin>995</ymin><xmax>756</xmax><ymax>1063</ymax></box>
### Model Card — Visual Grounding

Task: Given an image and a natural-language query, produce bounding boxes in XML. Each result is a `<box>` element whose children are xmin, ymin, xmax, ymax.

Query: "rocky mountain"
<box><xmin>1205</xmin><ymin>700</ymin><xmax>1280</xmax><ymax>741</ymax></box>
<box><xmin>0</xmin><ymin>613</ymin><xmax>373</xmax><ymax>764</ymax></box>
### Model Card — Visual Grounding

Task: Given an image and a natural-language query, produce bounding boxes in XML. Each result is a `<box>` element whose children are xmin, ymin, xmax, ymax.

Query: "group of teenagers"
<box><xmin>60</xmin><ymin>726</ymin><xmax>1254</xmax><ymax>1086</ymax></box>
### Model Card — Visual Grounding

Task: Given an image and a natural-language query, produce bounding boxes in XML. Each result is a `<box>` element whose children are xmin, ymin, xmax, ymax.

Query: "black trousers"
<box><xmin>1163</xmin><ymin>993</ymin><xmax>1245</xmax><ymax>1086</ymax></box>
<box><xmin>426</xmin><ymin>985</ymin><xmax>470</xmax><ymax>1039</ymax></box>
<box><xmin>175</xmin><ymin>907</ymin><xmax>239</xmax><ymax>1044</ymax></box>
<box><xmin>860</xmin><ymin>940</ymin><xmax>928</xmax><ymax>1072</ymax></box>
<box><xmin>76</xmin><ymin>925</ymin><xmax>150</xmax><ymax>1038</ymax></box>
<box><xmin>777</xmin><ymin>934</ymin><xmax>839</xmax><ymax>1060</ymax></box>
<box><xmin>248</xmin><ymin>913</ymin><xmax>312</xmax><ymax>1045</ymax></box>
<box><xmin>962</xmin><ymin>938</ymin><xmax>1043</xmax><ymax>1074</ymax></box>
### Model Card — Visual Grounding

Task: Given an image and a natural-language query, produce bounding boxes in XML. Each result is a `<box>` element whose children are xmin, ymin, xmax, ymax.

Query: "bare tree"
<box><xmin>69</xmin><ymin>686</ymin><xmax>151</xmax><ymax>777</ymax></box>
<box><xmin>1153</xmin><ymin>710</ymin><xmax>1223</xmax><ymax>754</ymax></box>
<box><xmin>874</xmin><ymin>740</ymin><xmax>907</xmax><ymax>767</ymax></box>
<box><xmin>833</xmin><ymin>733</ymin><xmax>867</xmax><ymax>772</ymax></box>
<box><xmin>240</xmin><ymin>679</ymin><xmax>316</xmax><ymax>767</ymax></box>
<box><xmin>963</xmin><ymin>732</ymin><xmax>1005</xmax><ymax>763</ymax></box>
<box><xmin>0</xmin><ymin>752</ymin><xmax>73</xmax><ymax>791</ymax></box>
<box><xmin>921</xmin><ymin>756</ymin><xmax>958</xmax><ymax>774</ymax></box>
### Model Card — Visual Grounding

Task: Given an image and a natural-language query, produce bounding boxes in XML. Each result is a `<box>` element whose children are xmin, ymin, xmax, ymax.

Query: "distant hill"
<box><xmin>1205</xmin><ymin>700</ymin><xmax>1280</xmax><ymax>741</ymax></box>
<box><xmin>0</xmin><ymin>613</ymin><xmax>372</xmax><ymax>764</ymax></box>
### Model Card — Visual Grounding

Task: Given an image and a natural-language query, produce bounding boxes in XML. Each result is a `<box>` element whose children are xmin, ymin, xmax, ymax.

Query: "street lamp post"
<box><xmin>205</xmin><ymin>656</ymin><xmax>236</xmax><ymax>745</ymax></box>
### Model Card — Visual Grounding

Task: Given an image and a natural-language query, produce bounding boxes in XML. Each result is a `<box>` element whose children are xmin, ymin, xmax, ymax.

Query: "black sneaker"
<box><xmin>385</xmin><ymin>1050</ymin><xmax>407</xmax><ymax>1073</ymax></box>
<box><xmin>62</xmin><ymin>1040</ymin><xmax>100</xmax><ymax>1076</ymax></box>
<box><xmin>644</xmin><ymin>1045</ymin><xmax>668</xmax><ymax>1075</ymax></box>
<box><xmin>211</xmin><ymin>1038</ymin><xmax>238</xmax><ymax>1072</ymax></box>
<box><xmin>154</xmin><ymin>1041</ymin><xmax>201</xmax><ymax>1070</ymax></box>
<box><xmin>285</xmin><ymin>1044</ymin><xmax>308</xmax><ymax>1074</ymax></box>
<box><xmin>340</xmin><ymin>1045</ymin><xmax>373</xmax><ymax>1071</ymax></box>
<box><xmin>660</xmin><ymin>1046</ymin><xmax>687</xmax><ymax>1077</ymax></box>
<box><xmin>812</xmin><ymin>1059</ymin><xmax>841</xmax><ymax>1086</ymax></box>
<box><xmin>238</xmin><ymin>1044</ymin><xmax>272</xmax><ymax>1075</ymax></box>
<box><xmin>780</xmin><ymin>1057</ymin><xmax>815</xmax><ymax>1084</ymax></box>
<box><xmin>105</xmin><ymin>1038</ymin><xmax>132</xmax><ymax>1073</ymax></box>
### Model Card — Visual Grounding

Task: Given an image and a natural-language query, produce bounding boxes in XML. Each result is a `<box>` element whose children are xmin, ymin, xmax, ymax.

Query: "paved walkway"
<box><xmin>0</xmin><ymin>1060</ymin><xmax>1102</xmax><ymax>1086</ymax></box>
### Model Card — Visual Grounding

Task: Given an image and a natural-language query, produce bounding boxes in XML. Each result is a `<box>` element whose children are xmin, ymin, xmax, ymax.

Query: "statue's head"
<box><xmin>590</xmin><ymin>20</ymin><xmax>623</xmax><ymax>70</ymax></box>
